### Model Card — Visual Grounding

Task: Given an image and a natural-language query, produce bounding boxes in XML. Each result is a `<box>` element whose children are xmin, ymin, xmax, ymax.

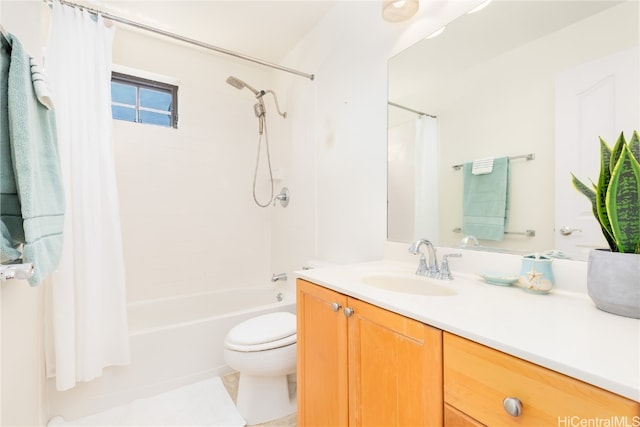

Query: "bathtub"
<box><xmin>128</xmin><ymin>286</ymin><xmax>295</xmax><ymax>334</ymax></box>
<box><xmin>46</xmin><ymin>285</ymin><xmax>296</xmax><ymax>421</ymax></box>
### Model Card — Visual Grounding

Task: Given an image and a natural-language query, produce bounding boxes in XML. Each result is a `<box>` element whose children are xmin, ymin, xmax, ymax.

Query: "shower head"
<box><xmin>226</xmin><ymin>76</ymin><xmax>261</xmax><ymax>97</ymax></box>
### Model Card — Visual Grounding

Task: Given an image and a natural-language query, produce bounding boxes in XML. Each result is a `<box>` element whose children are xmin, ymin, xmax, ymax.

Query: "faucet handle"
<box><xmin>415</xmin><ymin>253</ymin><xmax>429</xmax><ymax>276</ymax></box>
<box><xmin>273</xmin><ymin>187</ymin><xmax>290</xmax><ymax>207</ymax></box>
<box><xmin>437</xmin><ymin>253</ymin><xmax>462</xmax><ymax>280</ymax></box>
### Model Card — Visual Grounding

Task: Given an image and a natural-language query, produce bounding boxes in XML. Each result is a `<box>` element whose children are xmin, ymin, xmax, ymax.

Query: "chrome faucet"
<box><xmin>408</xmin><ymin>239</ymin><xmax>439</xmax><ymax>278</ymax></box>
<box><xmin>460</xmin><ymin>235</ymin><xmax>479</xmax><ymax>248</ymax></box>
<box><xmin>271</xmin><ymin>272</ymin><xmax>287</xmax><ymax>282</ymax></box>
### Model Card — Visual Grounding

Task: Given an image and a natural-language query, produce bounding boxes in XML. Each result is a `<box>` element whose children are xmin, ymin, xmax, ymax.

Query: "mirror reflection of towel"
<box><xmin>462</xmin><ymin>157</ymin><xmax>509</xmax><ymax>241</ymax></box>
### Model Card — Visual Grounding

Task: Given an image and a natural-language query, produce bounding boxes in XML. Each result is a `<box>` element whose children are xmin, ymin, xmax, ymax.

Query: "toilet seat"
<box><xmin>225</xmin><ymin>334</ymin><xmax>296</xmax><ymax>352</ymax></box>
<box><xmin>224</xmin><ymin>312</ymin><xmax>296</xmax><ymax>352</ymax></box>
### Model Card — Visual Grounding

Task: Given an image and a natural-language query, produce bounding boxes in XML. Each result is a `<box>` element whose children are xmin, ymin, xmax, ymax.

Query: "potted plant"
<box><xmin>572</xmin><ymin>130</ymin><xmax>640</xmax><ymax>318</ymax></box>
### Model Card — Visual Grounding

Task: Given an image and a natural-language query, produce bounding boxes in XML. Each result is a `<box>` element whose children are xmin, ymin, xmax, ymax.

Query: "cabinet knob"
<box><xmin>502</xmin><ymin>397</ymin><xmax>523</xmax><ymax>417</ymax></box>
<box><xmin>330</xmin><ymin>302</ymin><xmax>342</xmax><ymax>312</ymax></box>
<box><xmin>344</xmin><ymin>307</ymin><xmax>355</xmax><ymax>317</ymax></box>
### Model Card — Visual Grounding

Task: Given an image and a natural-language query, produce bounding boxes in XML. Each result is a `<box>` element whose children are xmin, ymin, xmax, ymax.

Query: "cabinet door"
<box><xmin>297</xmin><ymin>279</ymin><xmax>349</xmax><ymax>427</ymax></box>
<box><xmin>347</xmin><ymin>298</ymin><xmax>443</xmax><ymax>427</ymax></box>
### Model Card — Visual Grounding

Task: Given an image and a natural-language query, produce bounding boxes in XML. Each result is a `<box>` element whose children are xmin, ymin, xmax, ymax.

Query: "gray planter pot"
<box><xmin>587</xmin><ymin>249</ymin><xmax>640</xmax><ymax>319</ymax></box>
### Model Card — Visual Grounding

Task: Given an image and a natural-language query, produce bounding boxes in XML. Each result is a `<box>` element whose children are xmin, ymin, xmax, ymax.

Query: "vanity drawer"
<box><xmin>444</xmin><ymin>403</ymin><xmax>485</xmax><ymax>427</ymax></box>
<box><xmin>443</xmin><ymin>332</ymin><xmax>640</xmax><ymax>426</ymax></box>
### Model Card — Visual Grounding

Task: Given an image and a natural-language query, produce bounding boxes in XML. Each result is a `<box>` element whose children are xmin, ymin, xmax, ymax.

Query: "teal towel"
<box><xmin>462</xmin><ymin>157</ymin><xmax>509</xmax><ymax>241</ymax></box>
<box><xmin>1</xmin><ymin>34</ymin><xmax>65</xmax><ymax>285</ymax></box>
<box><xmin>1</xmin><ymin>35</ymin><xmax>23</xmax><ymax>261</ymax></box>
<box><xmin>0</xmin><ymin>221</ymin><xmax>21</xmax><ymax>263</ymax></box>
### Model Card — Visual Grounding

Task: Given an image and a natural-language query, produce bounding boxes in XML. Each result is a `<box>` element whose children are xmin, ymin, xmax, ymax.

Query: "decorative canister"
<box><xmin>518</xmin><ymin>253</ymin><xmax>554</xmax><ymax>294</ymax></box>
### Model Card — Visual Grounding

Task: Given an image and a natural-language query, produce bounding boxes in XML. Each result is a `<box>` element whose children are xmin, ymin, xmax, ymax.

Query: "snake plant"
<box><xmin>571</xmin><ymin>131</ymin><xmax>640</xmax><ymax>254</ymax></box>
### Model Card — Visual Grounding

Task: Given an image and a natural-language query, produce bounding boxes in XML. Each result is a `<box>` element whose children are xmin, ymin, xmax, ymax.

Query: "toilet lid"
<box><xmin>225</xmin><ymin>312</ymin><xmax>296</xmax><ymax>350</ymax></box>
<box><xmin>225</xmin><ymin>333</ymin><xmax>296</xmax><ymax>352</ymax></box>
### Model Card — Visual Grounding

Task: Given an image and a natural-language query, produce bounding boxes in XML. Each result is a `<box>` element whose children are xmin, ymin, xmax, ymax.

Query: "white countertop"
<box><xmin>295</xmin><ymin>259</ymin><xmax>640</xmax><ymax>402</ymax></box>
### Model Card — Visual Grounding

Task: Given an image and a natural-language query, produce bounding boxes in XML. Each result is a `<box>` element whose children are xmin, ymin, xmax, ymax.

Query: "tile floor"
<box><xmin>221</xmin><ymin>372</ymin><xmax>297</xmax><ymax>427</ymax></box>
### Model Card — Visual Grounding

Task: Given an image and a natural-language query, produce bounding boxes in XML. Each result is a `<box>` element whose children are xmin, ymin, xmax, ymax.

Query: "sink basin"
<box><xmin>360</xmin><ymin>273</ymin><xmax>457</xmax><ymax>296</ymax></box>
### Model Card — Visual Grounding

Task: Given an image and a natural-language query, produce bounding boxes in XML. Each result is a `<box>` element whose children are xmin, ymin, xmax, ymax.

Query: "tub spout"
<box><xmin>271</xmin><ymin>273</ymin><xmax>287</xmax><ymax>282</ymax></box>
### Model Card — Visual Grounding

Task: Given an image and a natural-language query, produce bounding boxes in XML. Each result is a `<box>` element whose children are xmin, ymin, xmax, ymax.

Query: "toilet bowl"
<box><xmin>223</xmin><ymin>311</ymin><xmax>297</xmax><ymax>425</ymax></box>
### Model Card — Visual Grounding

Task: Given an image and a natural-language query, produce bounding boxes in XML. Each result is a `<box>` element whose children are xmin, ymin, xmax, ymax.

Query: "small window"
<box><xmin>111</xmin><ymin>72</ymin><xmax>178</xmax><ymax>128</ymax></box>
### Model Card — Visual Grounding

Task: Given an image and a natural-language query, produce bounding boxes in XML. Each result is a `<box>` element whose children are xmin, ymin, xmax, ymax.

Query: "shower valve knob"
<box><xmin>273</xmin><ymin>187</ymin><xmax>290</xmax><ymax>207</ymax></box>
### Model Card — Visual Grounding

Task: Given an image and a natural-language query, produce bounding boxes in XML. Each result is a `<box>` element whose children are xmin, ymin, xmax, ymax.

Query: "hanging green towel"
<box><xmin>462</xmin><ymin>157</ymin><xmax>509</xmax><ymax>241</ymax></box>
<box><xmin>1</xmin><ymin>33</ymin><xmax>65</xmax><ymax>285</ymax></box>
<box><xmin>1</xmin><ymin>35</ymin><xmax>23</xmax><ymax>262</ymax></box>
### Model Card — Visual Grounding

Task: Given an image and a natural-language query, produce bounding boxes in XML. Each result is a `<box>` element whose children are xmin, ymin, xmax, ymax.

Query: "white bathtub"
<box><xmin>128</xmin><ymin>286</ymin><xmax>295</xmax><ymax>334</ymax></box>
<box><xmin>47</xmin><ymin>285</ymin><xmax>296</xmax><ymax>421</ymax></box>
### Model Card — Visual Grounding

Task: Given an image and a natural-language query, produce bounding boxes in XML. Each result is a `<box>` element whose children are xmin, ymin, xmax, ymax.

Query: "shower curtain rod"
<box><xmin>388</xmin><ymin>101</ymin><xmax>436</xmax><ymax>119</ymax></box>
<box><xmin>44</xmin><ymin>0</ymin><xmax>315</xmax><ymax>81</ymax></box>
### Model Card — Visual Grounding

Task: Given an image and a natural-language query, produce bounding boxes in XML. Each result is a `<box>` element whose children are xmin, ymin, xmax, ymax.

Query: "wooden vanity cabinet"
<box><xmin>297</xmin><ymin>278</ymin><xmax>443</xmax><ymax>427</ymax></box>
<box><xmin>443</xmin><ymin>332</ymin><xmax>640</xmax><ymax>426</ymax></box>
<box><xmin>297</xmin><ymin>279</ymin><xmax>639</xmax><ymax>427</ymax></box>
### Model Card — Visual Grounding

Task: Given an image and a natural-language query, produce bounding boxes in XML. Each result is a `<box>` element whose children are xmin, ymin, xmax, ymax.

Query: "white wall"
<box><xmin>110</xmin><ymin>28</ymin><xmax>278</xmax><ymax>303</ymax></box>
<box><xmin>109</xmin><ymin>0</ymin><xmax>479</xmax><ymax>305</ymax></box>
<box><xmin>277</xmin><ymin>0</ymin><xmax>476</xmax><ymax>266</ymax></box>
<box><xmin>0</xmin><ymin>2</ymin><xmax>50</xmax><ymax>425</ymax></box>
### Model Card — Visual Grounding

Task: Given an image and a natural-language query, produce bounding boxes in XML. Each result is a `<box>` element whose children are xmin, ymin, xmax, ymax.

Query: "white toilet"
<box><xmin>223</xmin><ymin>311</ymin><xmax>297</xmax><ymax>425</ymax></box>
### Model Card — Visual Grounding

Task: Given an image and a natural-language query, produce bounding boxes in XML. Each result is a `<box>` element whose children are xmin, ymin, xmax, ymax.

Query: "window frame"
<box><xmin>111</xmin><ymin>71</ymin><xmax>179</xmax><ymax>129</ymax></box>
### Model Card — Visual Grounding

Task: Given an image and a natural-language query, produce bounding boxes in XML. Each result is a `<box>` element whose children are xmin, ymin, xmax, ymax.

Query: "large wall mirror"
<box><xmin>388</xmin><ymin>0</ymin><xmax>639</xmax><ymax>260</ymax></box>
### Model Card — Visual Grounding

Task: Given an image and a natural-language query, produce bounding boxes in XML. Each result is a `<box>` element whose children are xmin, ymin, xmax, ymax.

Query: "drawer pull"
<box><xmin>344</xmin><ymin>307</ymin><xmax>355</xmax><ymax>317</ymax></box>
<box><xmin>330</xmin><ymin>302</ymin><xmax>342</xmax><ymax>312</ymax></box>
<box><xmin>503</xmin><ymin>397</ymin><xmax>523</xmax><ymax>417</ymax></box>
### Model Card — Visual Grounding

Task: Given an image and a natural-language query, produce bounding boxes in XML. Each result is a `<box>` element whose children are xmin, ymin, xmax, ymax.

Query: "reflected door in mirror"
<box><xmin>555</xmin><ymin>47</ymin><xmax>640</xmax><ymax>260</ymax></box>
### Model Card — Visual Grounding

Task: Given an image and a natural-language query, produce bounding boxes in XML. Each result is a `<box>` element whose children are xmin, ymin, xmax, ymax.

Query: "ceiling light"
<box><xmin>382</xmin><ymin>0</ymin><xmax>419</xmax><ymax>23</ymax></box>
<box><xmin>467</xmin><ymin>0</ymin><xmax>492</xmax><ymax>14</ymax></box>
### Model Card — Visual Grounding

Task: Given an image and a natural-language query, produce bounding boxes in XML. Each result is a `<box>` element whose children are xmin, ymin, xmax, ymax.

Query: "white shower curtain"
<box><xmin>44</xmin><ymin>1</ymin><xmax>130</xmax><ymax>391</ymax></box>
<box><xmin>414</xmin><ymin>115</ymin><xmax>439</xmax><ymax>241</ymax></box>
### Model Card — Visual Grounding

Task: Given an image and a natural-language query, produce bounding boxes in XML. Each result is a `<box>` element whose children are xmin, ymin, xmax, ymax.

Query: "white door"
<box><xmin>555</xmin><ymin>47</ymin><xmax>639</xmax><ymax>260</ymax></box>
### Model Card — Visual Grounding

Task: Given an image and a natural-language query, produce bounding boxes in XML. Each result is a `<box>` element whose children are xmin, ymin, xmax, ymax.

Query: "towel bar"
<box><xmin>0</xmin><ymin>263</ymin><xmax>35</xmax><ymax>281</ymax></box>
<box><xmin>452</xmin><ymin>153</ymin><xmax>535</xmax><ymax>171</ymax></box>
<box><xmin>453</xmin><ymin>227</ymin><xmax>535</xmax><ymax>237</ymax></box>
